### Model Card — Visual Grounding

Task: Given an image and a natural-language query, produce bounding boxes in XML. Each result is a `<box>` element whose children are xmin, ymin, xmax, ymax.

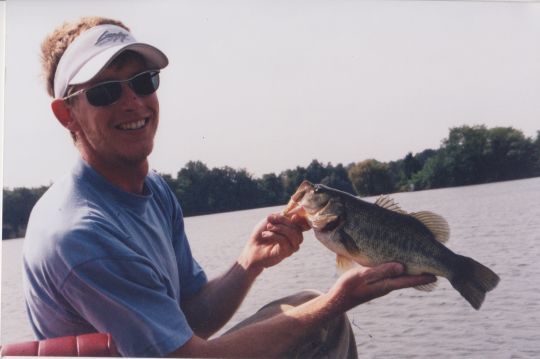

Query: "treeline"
<box><xmin>3</xmin><ymin>125</ymin><xmax>540</xmax><ymax>239</ymax></box>
<box><xmin>3</xmin><ymin>186</ymin><xmax>49</xmax><ymax>239</ymax></box>
<box><xmin>161</xmin><ymin>160</ymin><xmax>356</xmax><ymax>217</ymax></box>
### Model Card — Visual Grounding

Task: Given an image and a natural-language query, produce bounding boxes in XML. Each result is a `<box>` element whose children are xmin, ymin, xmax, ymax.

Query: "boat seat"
<box><xmin>0</xmin><ymin>332</ymin><xmax>119</xmax><ymax>357</ymax></box>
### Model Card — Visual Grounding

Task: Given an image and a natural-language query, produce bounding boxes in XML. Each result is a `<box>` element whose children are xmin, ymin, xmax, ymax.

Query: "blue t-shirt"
<box><xmin>22</xmin><ymin>159</ymin><xmax>207</xmax><ymax>357</ymax></box>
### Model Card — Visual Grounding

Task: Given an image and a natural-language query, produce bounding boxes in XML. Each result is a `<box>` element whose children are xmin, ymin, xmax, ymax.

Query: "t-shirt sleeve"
<box><xmin>174</xmin><ymin>229</ymin><xmax>208</xmax><ymax>299</ymax></box>
<box><xmin>165</xmin><ymin>181</ymin><xmax>208</xmax><ymax>298</ymax></box>
<box><xmin>60</xmin><ymin>257</ymin><xmax>192</xmax><ymax>357</ymax></box>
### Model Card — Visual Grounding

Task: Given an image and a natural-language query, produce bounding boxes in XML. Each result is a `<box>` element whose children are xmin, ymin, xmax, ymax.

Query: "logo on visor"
<box><xmin>95</xmin><ymin>30</ymin><xmax>131</xmax><ymax>46</ymax></box>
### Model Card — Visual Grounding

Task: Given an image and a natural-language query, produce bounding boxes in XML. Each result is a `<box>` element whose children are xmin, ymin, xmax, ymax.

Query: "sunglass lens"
<box><xmin>82</xmin><ymin>71</ymin><xmax>159</xmax><ymax>106</ymax></box>
<box><xmin>131</xmin><ymin>71</ymin><xmax>160</xmax><ymax>96</ymax></box>
<box><xmin>86</xmin><ymin>83</ymin><xmax>122</xmax><ymax>106</ymax></box>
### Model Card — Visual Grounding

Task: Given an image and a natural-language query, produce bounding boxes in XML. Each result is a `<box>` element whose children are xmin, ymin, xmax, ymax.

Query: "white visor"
<box><xmin>53</xmin><ymin>24</ymin><xmax>168</xmax><ymax>98</ymax></box>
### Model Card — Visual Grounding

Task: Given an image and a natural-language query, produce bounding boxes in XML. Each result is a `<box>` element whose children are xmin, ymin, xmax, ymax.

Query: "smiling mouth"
<box><xmin>116</xmin><ymin>118</ymin><xmax>149</xmax><ymax>131</ymax></box>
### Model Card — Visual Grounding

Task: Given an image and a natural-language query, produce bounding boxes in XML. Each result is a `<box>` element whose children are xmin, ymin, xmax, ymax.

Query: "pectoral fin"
<box><xmin>336</xmin><ymin>255</ymin><xmax>357</xmax><ymax>274</ymax></box>
<box><xmin>414</xmin><ymin>279</ymin><xmax>438</xmax><ymax>292</ymax></box>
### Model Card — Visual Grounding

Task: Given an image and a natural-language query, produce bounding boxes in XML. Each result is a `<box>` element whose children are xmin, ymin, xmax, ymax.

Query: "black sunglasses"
<box><xmin>64</xmin><ymin>70</ymin><xmax>160</xmax><ymax>107</ymax></box>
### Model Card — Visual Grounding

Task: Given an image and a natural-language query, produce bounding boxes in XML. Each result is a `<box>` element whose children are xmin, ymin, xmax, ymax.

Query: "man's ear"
<box><xmin>51</xmin><ymin>99</ymin><xmax>79</xmax><ymax>131</ymax></box>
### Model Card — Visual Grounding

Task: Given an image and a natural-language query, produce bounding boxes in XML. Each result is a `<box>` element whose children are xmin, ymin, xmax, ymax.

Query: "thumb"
<box><xmin>291</xmin><ymin>214</ymin><xmax>311</xmax><ymax>231</ymax></box>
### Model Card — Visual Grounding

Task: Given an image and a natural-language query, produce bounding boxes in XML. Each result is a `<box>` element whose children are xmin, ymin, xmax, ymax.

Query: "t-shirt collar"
<box><xmin>73</xmin><ymin>158</ymin><xmax>153</xmax><ymax>213</ymax></box>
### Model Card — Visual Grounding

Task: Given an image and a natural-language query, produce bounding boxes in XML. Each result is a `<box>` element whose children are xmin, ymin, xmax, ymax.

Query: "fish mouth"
<box><xmin>292</xmin><ymin>180</ymin><xmax>314</xmax><ymax>201</ymax></box>
<box><xmin>282</xmin><ymin>180</ymin><xmax>314</xmax><ymax>217</ymax></box>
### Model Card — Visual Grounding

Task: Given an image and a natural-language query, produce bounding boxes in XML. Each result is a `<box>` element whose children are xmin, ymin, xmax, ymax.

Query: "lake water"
<box><xmin>2</xmin><ymin>178</ymin><xmax>540</xmax><ymax>357</ymax></box>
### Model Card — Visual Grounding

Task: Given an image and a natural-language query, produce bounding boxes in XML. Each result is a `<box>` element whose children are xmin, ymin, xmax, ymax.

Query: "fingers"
<box><xmin>266</xmin><ymin>214</ymin><xmax>304</xmax><ymax>252</ymax></box>
<box><xmin>384</xmin><ymin>274</ymin><xmax>437</xmax><ymax>291</ymax></box>
<box><xmin>260</xmin><ymin>230</ymin><xmax>294</xmax><ymax>257</ymax></box>
<box><xmin>268</xmin><ymin>213</ymin><xmax>308</xmax><ymax>232</ymax></box>
<box><xmin>291</xmin><ymin>214</ymin><xmax>311</xmax><ymax>231</ymax></box>
<box><xmin>265</xmin><ymin>222</ymin><xmax>303</xmax><ymax>252</ymax></box>
<box><xmin>341</xmin><ymin>263</ymin><xmax>437</xmax><ymax>300</ymax></box>
<box><xmin>364</xmin><ymin>263</ymin><xmax>437</xmax><ymax>291</ymax></box>
<box><xmin>369</xmin><ymin>272</ymin><xmax>437</xmax><ymax>298</ymax></box>
<box><xmin>360</xmin><ymin>262</ymin><xmax>405</xmax><ymax>284</ymax></box>
<box><xmin>251</xmin><ymin>217</ymin><xmax>269</xmax><ymax>238</ymax></box>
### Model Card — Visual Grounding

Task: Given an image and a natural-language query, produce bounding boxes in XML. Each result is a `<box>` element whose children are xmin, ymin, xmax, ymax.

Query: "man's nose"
<box><xmin>119</xmin><ymin>84</ymin><xmax>145</xmax><ymax>108</ymax></box>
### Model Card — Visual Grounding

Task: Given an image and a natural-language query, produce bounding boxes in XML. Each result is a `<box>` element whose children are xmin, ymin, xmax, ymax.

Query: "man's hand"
<box><xmin>238</xmin><ymin>213</ymin><xmax>308</xmax><ymax>274</ymax></box>
<box><xmin>329</xmin><ymin>262</ymin><xmax>437</xmax><ymax>310</ymax></box>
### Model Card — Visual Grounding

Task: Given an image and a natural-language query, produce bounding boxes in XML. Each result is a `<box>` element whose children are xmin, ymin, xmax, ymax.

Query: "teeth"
<box><xmin>118</xmin><ymin>119</ymin><xmax>146</xmax><ymax>130</ymax></box>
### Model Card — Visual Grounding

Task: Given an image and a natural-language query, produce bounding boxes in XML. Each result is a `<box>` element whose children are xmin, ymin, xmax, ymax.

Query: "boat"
<box><xmin>0</xmin><ymin>332</ymin><xmax>118</xmax><ymax>356</ymax></box>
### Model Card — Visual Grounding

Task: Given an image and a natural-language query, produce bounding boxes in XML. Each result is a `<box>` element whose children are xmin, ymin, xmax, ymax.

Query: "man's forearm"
<box><xmin>181</xmin><ymin>213</ymin><xmax>302</xmax><ymax>338</ymax></box>
<box><xmin>182</xmin><ymin>260</ymin><xmax>262</xmax><ymax>338</ymax></box>
<box><xmin>173</xmin><ymin>263</ymin><xmax>436</xmax><ymax>357</ymax></box>
<box><xmin>171</xmin><ymin>290</ymin><xmax>341</xmax><ymax>358</ymax></box>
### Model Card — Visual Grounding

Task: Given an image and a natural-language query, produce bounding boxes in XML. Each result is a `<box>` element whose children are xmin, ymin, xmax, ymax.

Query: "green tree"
<box><xmin>484</xmin><ymin>127</ymin><xmax>538</xmax><ymax>181</ymax></box>
<box><xmin>280</xmin><ymin>166</ymin><xmax>308</xmax><ymax>198</ymax></box>
<box><xmin>206</xmin><ymin>166</ymin><xmax>260</xmax><ymax>212</ymax></box>
<box><xmin>175</xmin><ymin>161</ymin><xmax>212</xmax><ymax>215</ymax></box>
<box><xmin>3</xmin><ymin>186</ymin><xmax>48</xmax><ymax>239</ymax></box>
<box><xmin>279</xmin><ymin>161</ymin><xmax>356</xmax><ymax>196</ymax></box>
<box><xmin>321</xmin><ymin>163</ymin><xmax>356</xmax><ymax>194</ymax></box>
<box><xmin>305</xmin><ymin>160</ymin><xmax>328</xmax><ymax>183</ymax></box>
<box><xmin>443</xmin><ymin>125</ymin><xmax>490</xmax><ymax>185</ymax></box>
<box><xmin>257</xmin><ymin>173</ymin><xmax>286</xmax><ymax>206</ymax></box>
<box><xmin>535</xmin><ymin>131</ymin><xmax>540</xmax><ymax>175</ymax></box>
<box><xmin>403</xmin><ymin>152</ymin><xmax>422</xmax><ymax>179</ymax></box>
<box><xmin>348</xmin><ymin>159</ymin><xmax>394</xmax><ymax>196</ymax></box>
<box><xmin>412</xmin><ymin>125</ymin><xmax>539</xmax><ymax>190</ymax></box>
<box><xmin>411</xmin><ymin>152</ymin><xmax>452</xmax><ymax>190</ymax></box>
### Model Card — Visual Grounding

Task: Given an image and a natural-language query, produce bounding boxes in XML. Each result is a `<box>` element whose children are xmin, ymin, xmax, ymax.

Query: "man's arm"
<box><xmin>180</xmin><ymin>261</ymin><xmax>260</xmax><ymax>339</ymax></box>
<box><xmin>181</xmin><ymin>214</ymin><xmax>305</xmax><ymax>338</ymax></box>
<box><xmin>171</xmin><ymin>263</ymin><xmax>436</xmax><ymax>357</ymax></box>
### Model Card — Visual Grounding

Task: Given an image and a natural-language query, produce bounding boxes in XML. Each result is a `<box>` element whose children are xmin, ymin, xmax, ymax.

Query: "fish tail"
<box><xmin>449</xmin><ymin>255</ymin><xmax>500</xmax><ymax>310</ymax></box>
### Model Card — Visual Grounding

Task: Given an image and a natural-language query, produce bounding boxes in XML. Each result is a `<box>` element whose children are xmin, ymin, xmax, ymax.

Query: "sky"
<box><xmin>2</xmin><ymin>0</ymin><xmax>540</xmax><ymax>189</ymax></box>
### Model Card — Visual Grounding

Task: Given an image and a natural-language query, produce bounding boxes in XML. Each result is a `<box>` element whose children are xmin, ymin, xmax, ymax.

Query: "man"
<box><xmin>23</xmin><ymin>17</ymin><xmax>435</xmax><ymax>357</ymax></box>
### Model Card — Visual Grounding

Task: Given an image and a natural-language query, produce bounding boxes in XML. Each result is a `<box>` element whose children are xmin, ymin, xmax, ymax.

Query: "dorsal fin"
<box><xmin>375</xmin><ymin>196</ymin><xmax>450</xmax><ymax>244</ymax></box>
<box><xmin>410</xmin><ymin>211</ymin><xmax>450</xmax><ymax>244</ymax></box>
<box><xmin>374</xmin><ymin>195</ymin><xmax>407</xmax><ymax>214</ymax></box>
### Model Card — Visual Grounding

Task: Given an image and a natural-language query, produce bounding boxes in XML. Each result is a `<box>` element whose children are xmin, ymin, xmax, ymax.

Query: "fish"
<box><xmin>282</xmin><ymin>180</ymin><xmax>500</xmax><ymax>310</ymax></box>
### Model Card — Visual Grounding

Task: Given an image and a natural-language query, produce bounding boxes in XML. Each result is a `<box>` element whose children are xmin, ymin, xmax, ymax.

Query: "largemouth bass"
<box><xmin>283</xmin><ymin>180</ymin><xmax>500</xmax><ymax>310</ymax></box>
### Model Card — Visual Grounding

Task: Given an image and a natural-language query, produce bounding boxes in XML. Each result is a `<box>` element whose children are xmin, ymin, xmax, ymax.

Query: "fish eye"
<box><xmin>314</xmin><ymin>185</ymin><xmax>322</xmax><ymax>193</ymax></box>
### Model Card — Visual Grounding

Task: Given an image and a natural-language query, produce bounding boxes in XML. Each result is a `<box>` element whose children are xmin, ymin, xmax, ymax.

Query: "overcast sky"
<box><xmin>2</xmin><ymin>0</ymin><xmax>540</xmax><ymax>189</ymax></box>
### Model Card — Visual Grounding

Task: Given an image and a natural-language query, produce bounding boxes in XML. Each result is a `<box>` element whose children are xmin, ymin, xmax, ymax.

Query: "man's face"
<box><xmin>68</xmin><ymin>56</ymin><xmax>159</xmax><ymax>168</ymax></box>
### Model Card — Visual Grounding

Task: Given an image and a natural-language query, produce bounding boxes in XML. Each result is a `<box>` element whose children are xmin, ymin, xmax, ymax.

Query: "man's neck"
<box><xmin>82</xmin><ymin>154</ymin><xmax>149</xmax><ymax>194</ymax></box>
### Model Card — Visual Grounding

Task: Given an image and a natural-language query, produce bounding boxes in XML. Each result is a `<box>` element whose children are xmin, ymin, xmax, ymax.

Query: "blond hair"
<box><xmin>41</xmin><ymin>16</ymin><xmax>129</xmax><ymax>98</ymax></box>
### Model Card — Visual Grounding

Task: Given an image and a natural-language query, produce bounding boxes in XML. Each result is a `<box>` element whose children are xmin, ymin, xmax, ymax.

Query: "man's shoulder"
<box><xmin>27</xmin><ymin>191</ymin><xmax>120</xmax><ymax>247</ymax></box>
<box><xmin>30</xmin><ymin>172</ymin><xmax>110</xmax><ymax>225</ymax></box>
<box><xmin>26</xmin><ymin>174</ymin><xmax>126</xmax><ymax>254</ymax></box>
<box><xmin>146</xmin><ymin>170</ymin><xmax>173</xmax><ymax>194</ymax></box>
<box><xmin>146</xmin><ymin>170</ymin><xmax>182</xmax><ymax>211</ymax></box>
<box><xmin>24</xmin><ymin>193</ymin><xmax>132</xmax><ymax>280</ymax></box>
